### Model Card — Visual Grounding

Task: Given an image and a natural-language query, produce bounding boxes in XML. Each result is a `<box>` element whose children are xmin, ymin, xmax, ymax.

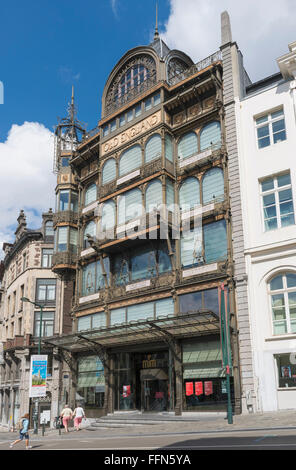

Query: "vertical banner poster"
<box><xmin>29</xmin><ymin>355</ymin><xmax>48</xmax><ymax>398</ymax></box>
<box><xmin>123</xmin><ymin>385</ymin><xmax>131</xmax><ymax>398</ymax></box>
<box><xmin>204</xmin><ymin>381</ymin><xmax>213</xmax><ymax>396</ymax></box>
<box><xmin>185</xmin><ymin>382</ymin><xmax>194</xmax><ymax>396</ymax></box>
<box><xmin>195</xmin><ymin>381</ymin><xmax>203</xmax><ymax>396</ymax></box>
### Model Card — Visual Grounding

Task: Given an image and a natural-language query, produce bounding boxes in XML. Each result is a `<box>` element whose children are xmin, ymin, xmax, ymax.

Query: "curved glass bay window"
<box><xmin>202</xmin><ymin>167</ymin><xmax>224</xmax><ymax>204</ymax></box>
<box><xmin>55</xmin><ymin>226</ymin><xmax>78</xmax><ymax>253</ymax></box>
<box><xmin>119</xmin><ymin>145</ymin><xmax>142</xmax><ymax>176</ymax></box>
<box><xmin>200</xmin><ymin>121</ymin><xmax>221</xmax><ymax>151</ymax></box>
<box><xmin>178</xmin><ymin>132</ymin><xmax>198</xmax><ymax>160</ymax></box>
<box><xmin>113</xmin><ymin>243</ymin><xmax>172</xmax><ymax>287</ymax></box>
<box><xmin>81</xmin><ymin>258</ymin><xmax>110</xmax><ymax>296</ymax></box>
<box><xmin>57</xmin><ymin>189</ymin><xmax>78</xmax><ymax>212</ymax></box>
<box><xmin>83</xmin><ymin>221</ymin><xmax>96</xmax><ymax>249</ymax></box>
<box><xmin>181</xmin><ymin>220</ymin><xmax>227</xmax><ymax>267</ymax></box>
<box><xmin>145</xmin><ymin>134</ymin><xmax>161</xmax><ymax>163</ymax></box>
<box><xmin>269</xmin><ymin>273</ymin><xmax>296</xmax><ymax>335</ymax></box>
<box><xmin>85</xmin><ymin>183</ymin><xmax>97</xmax><ymax>207</ymax></box>
<box><xmin>118</xmin><ymin>187</ymin><xmax>142</xmax><ymax>225</ymax></box>
<box><xmin>102</xmin><ymin>158</ymin><xmax>116</xmax><ymax>185</ymax></box>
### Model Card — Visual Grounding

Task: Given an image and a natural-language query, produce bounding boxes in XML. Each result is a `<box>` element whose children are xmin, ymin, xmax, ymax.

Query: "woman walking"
<box><xmin>10</xmin><ymin>413</ymin><xmax>32</xmax><ymax>450</ymax></box>
<box><xmin>60</xmin><ymin>404</ymin><xmax>73</xmax><ymax>433</ymax></box>
<box><xmin>73</xmin><ymin>404</ymin><xmax>86</xmax><ymax>431</ymax></box>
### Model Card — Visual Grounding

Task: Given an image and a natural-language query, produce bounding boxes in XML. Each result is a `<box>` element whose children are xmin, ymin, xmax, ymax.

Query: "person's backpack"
<box><xmin>15</xmin><ymin>418</ymin><xmax>23</xmax><ymax>431</ymax></box>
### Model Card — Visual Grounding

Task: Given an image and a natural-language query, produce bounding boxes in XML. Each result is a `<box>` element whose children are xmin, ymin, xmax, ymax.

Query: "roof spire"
<box><xmin>154</xmin><ymin>2</ymin><xmax>159</xmax><ymax>40</ymax></box>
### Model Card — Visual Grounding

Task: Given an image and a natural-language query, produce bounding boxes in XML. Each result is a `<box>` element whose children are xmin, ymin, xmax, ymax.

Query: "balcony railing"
<box><xmin>53</xmin><ymin>210</ymin><xmax>78</xmax><ymax>226</ymax></box>
<box><xmin>168</xmin><ymin>51</ymin><xmax>222</xmax><ymax>87</ymax></box>
<box><xmin>52</xmin><ymin>252</ymin><xmax>77</xmax><ymax>270</ymax></box>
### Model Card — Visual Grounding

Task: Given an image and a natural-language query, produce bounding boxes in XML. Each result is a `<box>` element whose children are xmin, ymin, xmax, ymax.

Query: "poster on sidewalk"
<box><xmin>29</xmin><ymin>355</ymin><xmax>48</xmax><ymax>398</ymax></box>
<box><xmin>195</xmin><ymin>382</ymin><xmax>203</xmax><ymax>396</ymax></box>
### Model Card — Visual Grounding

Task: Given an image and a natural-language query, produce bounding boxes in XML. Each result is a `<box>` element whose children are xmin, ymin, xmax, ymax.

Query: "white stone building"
<box><xmin>235</xmin><ymin>42</ymin><xmax>296</xmax><ymax>411</ymax></box>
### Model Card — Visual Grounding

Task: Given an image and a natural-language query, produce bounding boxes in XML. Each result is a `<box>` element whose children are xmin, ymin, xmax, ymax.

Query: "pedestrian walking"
<box><xmin>73</xmin><ymin>404</ymin><xmax>86</xmax><ymax>431</ymax></box>
<box><xmin>9</xmin><ymin>413</ymin><xmax>32</xmax><ymax>450</ymax></box>
<box><xmin>60</xmin><ymin>404</ymin><xmax>73</xmax><ymax>433</ymax></box>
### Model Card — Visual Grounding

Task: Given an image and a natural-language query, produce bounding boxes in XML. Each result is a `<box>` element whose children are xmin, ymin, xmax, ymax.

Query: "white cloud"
<box><xmin>162</xmin><ymin>0</ymin><xmax>296</xmax><ymax>81</ymax></box>
<box><xmin>110</xmin><ymin>0</ymin><xmax>119</xmax><ymax>19</ymax></box>
<box><xmin>0</xmin><ymin>122</ymin><xmax>56</xmax><ymax>259</ymax></box>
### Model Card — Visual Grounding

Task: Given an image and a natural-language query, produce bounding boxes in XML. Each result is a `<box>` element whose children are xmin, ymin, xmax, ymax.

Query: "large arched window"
<box><xmin>85</xmin><ymin>183</ymin><xmax>97</xmax><ymax>206</ymax></box>
<box><xmin>83</xmin><ymin>221</ymin><xmax>96</xmax><ymax>249</ymax></box>
<box><xmin>119</xmin><ymin>145</ymin><xmax>142</xmax><ymax>176</ymax></box>
<box><xmin>200</xmin><ymin>121</ymin><xmax>221</xmax><ymax>151</ymax></box>
<box><xmin>118</xmin><ymin>188</ymin><xmax>142</xmax><ymax>225</ymax></box>
<box><xmin>145</xmin><ymin>134</ymin><xmax>161</xmax><ymax>163</ymax></box>
<box><xmin>102</xmin><ymin>158</ymin><xmax>116</xmax><ymax>184</ymax></box>
<box><xmin>202</xmin><ymin>167</ymin><xmax>224</xmax><ymax>204</ymax></box>
<box><xmin>179</xmin><ymin>177</ymin><xmax>200</xmax><ymax>211</ymax></box>
<box><xmin>101</xmin><ymin>200</ymin><xmax>116</xmax><ymax>231</ymax></box>
<box><xmin>269</xmin><ymin>273</ymin><xmax>296</xmax><ymax>335</ymax></box>
<box><xmin>178</xmin><ymin>132</ymin><xmax>198</xmax><ymax>160</ymax></box>
<box><xmin>116</xmin><ymin>65</ymin><xmax>149</xmax><ymax>101</ymax></box>
<box><xmin>145</xmin><ymin>180</ymin><xmax>162</xmax><ymax>212</ymax></box>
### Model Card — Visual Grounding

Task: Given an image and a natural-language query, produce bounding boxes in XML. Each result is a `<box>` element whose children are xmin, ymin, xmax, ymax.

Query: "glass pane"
<box><xmin>287</xmin><ymin>274</ymin><xmax>296</xmax><ymax>288</ymax></box>
<box><xmin>274</xmin><ymin>321</ymin><xmax>287</xmax><ymax>335</ymax></box>
<box><xmin>272</xmin><ymin>119</ymin><xmax>285</xmax><ymax>133</ymax></box>
<box><xmin>277</xmin><ymin>173</ymin><xmax>291</xmax><ymax>187</ymax></box>
<box><xmin>290</xmin><ymin>321</ymin><xmax>296</xmax><ymax>333</ymax></box>
<box><xmin>258</xmin><ymin>136</ymin><xmax>270</xmax><ymax>148</ymax></box>
<box><xmin>263</xmin><ymin>193</ymin><xmax>275</xmax><ymax>206</ymax></box>
<box><xmin>145</xmin><ymin>98</ymin><xmax>152</xmax><ymax>111</ymax></box>
<box><xmin>271</xmin><ymin>293</ymin><xmax>285</xmax><ymax>307</ymax></box>
<box><xmin>257</xmin><ymin>125</ymin><xmax>269</xmax><ymax>138</ymax></box>
<box><xmin>270</xmin><ymin>275</ymin><xmax>283</xmax><ymax>291</ymax></box>
<box><xmin>272</xmin><ymin>308</ymin><xmax>286</xmax><ymax>321</ymax></box>
<box><xmin>261</xmin><ymin>178</ymin><xmax>274</xmax><ymax>192</ymax></box>
<box><xmin>264</xmin><ymin>206</ymin><xmax>276</xmax><ymax>218</ymax></box>
<box><xmin>38</xmin><ymin>286</ymin><xmax>46</xmax><ymax>301</ymax></box>
<box><xmin>273</xmin><ymin>130</ymin><xmax>286</xmax><ymax>143</ymax></box>
<box><xmin>154</xmin><ymin>93</ymin><xmax>161</xmax><ymax>105</ymax></box>
<box><xmin>281</xmin><ymin>214</ymin><xmax>295</xmax><ymax>227</ymax></box>
<box><xmin>59</xmin><ymin>190</ymin><xmax>69</xmax><ymax>211</ymax></box>
<box><xmin>256</xmin><ymin>115</ymin><xmax>268</xmax><ymax>125</ymax></box>
<box><xmin>279</xmin><ymin>188</ymin><xmax>292</xmax><ymax>203</ymax></box>
<box><xmin>264</xmin><ymin>218</ymin><xmax>277</xmax><ymax>231</ymax></box>
<box><xmin>135</xmin><ymin>104</ymin><xmax>141</xmax><ymax>117</ymax></box>
<box><xmin>71</xmin><ymin>192</ymin><xmax>78</xmax><ymax>212</ymax></box>
<box><xmin>271</xmin><ymin>109</ymin><xmax>284</xmax><ymax>119</ymax></box>
<box><xmin>110</xmin><ymin>120</ymin><xmax>116</xmax><ymax>132</ymax></box>
<box><xmin>47</xmin><ymin>285</ymin><xmax>56</xmax><ymax>300</ymax></box>
<box><xmin>280</xmin><ymin>201</ymin><xmax>294</xmax><ymax>215</ymax></box>
<box><xmin>288</xmin><ymin>292</ymin><xmax>296</xmax><ymax>306</ymax></box>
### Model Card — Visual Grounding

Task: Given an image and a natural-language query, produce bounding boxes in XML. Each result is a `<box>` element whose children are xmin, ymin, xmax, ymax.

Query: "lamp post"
<box><xmin>21</xmin><ymin>297</ymin><xmax>44</xmax><ymax>434</ymax></box>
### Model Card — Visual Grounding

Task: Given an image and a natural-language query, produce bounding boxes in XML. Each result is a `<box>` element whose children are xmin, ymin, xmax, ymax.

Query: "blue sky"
<box><xmin>0</xmin><ymin>0</ymin><xmax>295</xmax><ymax>255</ymax></box>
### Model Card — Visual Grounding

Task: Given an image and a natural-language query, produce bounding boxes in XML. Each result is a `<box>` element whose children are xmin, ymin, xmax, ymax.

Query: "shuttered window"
<box><xmin>119</xmin><ymin>145</ymin><xmax>142</xmax><ymax>176</ymax></box>
<box><xmin>145</xmin><ymin>180</ymin><xmax>162</xmax><ymax>212</ymax></box>
<box><xmin>102</xmin><ymin>158</ymin><xmax>116</xmax><ymax>184</ymax></box>
<box><xmin>155</xmin><ymin>298</ymin><xmax>174</xmax><ymax>318</ymax></box>
<box><xmin>110</xmin><ymin>308</ymin><xmax>126</xmax><ymax>325</ymax></box>
<box><xmin>85</xmin><ymin>183</ymin><xmax>97</xmax><ymax>206</ymax></box>
<box><xmin>118</xmin><ymin>188</ymin><xmax>142</xmax><ymax>224</ymax></box>
<box><xmin>83</xmin><ymin>221</ymin><xmax>96</xmax><ymax>248</ymax></box>
<box><xmin>145</xmin><ymin>134</ymin><xmax>162</xmax><ymax>163</ymax></box>
<box><xmin>179</xmin><ymin>177</ymin><xmax>200</xmax><ymax>211</ymax></box>
<box><xmin>203</xmin><ymin>219</ymin><xmax>227</xmax><ymax>263</ymax></box>
<box><xmin>178</xmin><ymin>132</ymin><xmax>198</xmax><ymax>160</ymax></box>
<box><xmin>101</xmin><ymin>200</ymin><xmax>116</xmax><ymax>230</ymax></box>
<box><xmin>181</xmin><ymin>227</ymin><xmax>203</xmax><ymax>267</ymax></box>
<box><xmin>128</xmin><ymin>303</ymin><xmax>154</xmax><ymax>322</ymax></box>
<box><xmin>165</xmin><ymin>134</ymin><xmax>173</xmax><ymax>162</ymax></box>
<box><xmin>166</xmin><ymin>179</ymin><xmax>175</xmax><ymax>207</ymax></box>
<box><xmin>202</xmin><ymin>167</ymin><xmax>224</xmax><ymax>204</ymax></box>
<box><xmin>200</xmin><ymin>121</ymin><xmax>221</xmax><ymax>151</ymax></box>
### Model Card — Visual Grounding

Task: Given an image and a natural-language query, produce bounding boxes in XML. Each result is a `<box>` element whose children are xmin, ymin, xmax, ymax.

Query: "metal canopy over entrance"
<box><xmin>43</xmin><ymin>310</ymin><xmax>220</xmax><ymax>353</ymax></box>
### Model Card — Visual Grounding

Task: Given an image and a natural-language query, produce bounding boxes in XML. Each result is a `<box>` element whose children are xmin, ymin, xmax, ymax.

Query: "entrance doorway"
<box><xmin>140</xmin><ymin>368</ymin><xmax>168</xmax><ymax>412</ymax></box>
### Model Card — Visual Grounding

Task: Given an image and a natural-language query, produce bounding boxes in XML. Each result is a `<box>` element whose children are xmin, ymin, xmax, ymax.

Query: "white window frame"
<box><xmin>255</xmin><ymin>107</ymin><xmax>287</xmax><ymax>150</ymax></box>
<box><xmin>260</xmin><ymin>171</ymin><xmax>294</xmax><ymax>232</ymax></box>
<box><xmin>268</xmin><ymin>273</ymin><xmax>296</xmax><ymax>335</ymax></box>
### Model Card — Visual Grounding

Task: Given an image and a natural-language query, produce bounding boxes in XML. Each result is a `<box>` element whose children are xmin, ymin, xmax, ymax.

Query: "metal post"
<box><xmin>33</xmin><ymin>304</ymin><xmax>43</xmax><ymax>435</ymax></box>
<box><xmin>219</xmin><ymin>284</ymin><xmax>233</xmax><ymax>425</ymax></box>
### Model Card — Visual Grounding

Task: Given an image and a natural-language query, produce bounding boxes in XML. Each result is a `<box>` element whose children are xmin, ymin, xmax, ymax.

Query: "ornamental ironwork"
<box><xmin>168</xmin><ymin>51</ymin><xmax>222</xmax><ymax>86</ymax></box>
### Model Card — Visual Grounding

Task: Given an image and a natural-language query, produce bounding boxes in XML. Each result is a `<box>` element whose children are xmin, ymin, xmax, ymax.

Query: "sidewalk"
<box><xmin>2</xmin><ymin>410</ymin><xmax>296</xmax><ymax>439</ymax></box>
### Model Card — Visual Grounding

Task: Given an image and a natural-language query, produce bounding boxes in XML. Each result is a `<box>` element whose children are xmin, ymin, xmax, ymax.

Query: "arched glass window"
<box><xmin>145</xmin><ymin>180</ymin><xmax>162</xmax><ymax>213</ymax></box>
<box><xmin>102</xmin><ymin>158</ymin><xmax>116</xmax><ymax>184</ymax></box>
<box><xmin>119</xmin><ymin>145</ymin><xmax>141</xmax><ymax>176</ymax></box>
<box><xmin>178</xmin><ymin>132</ymin><xmax>198</xmax><ymax>160</ymax></box>
<box><xmin>101</xmin><ymin>200</ymin><xmax>116</xmax><ymax>231</ymax></box>
<box><xmin>116</xmin><ymin>65</ymin><xmax>149</xmax><ymax>100</ymax></box>
<box><xmin>202</xmin><ymin>167</ymin><xmax>224</xmax><ymax>204</ymax></box>
<box><xmin>83</xmin><ymin>221</ymin><xmax>96</xmax><ymax>248</ymax></box>
<box><xmin>179</xmin><ymin>177</ymin><xmax>200</xmax><ymax>211</ymax></box>
<box><xmin>145</xmin><ymin>134</ymin><xmax>161</xmax><ymax>163</ymax></box>
<box><xmin>269</xmin><ymin>273</ymin><xmax>296</xmax><ymax>335</ymax></box>
<box><xmin>118</xmin><ymin>188</ymin><xmax>142</xmax><ymax>225</ymax></box>
<box><xmin>165</xmin><ymin>134</ymin><xmax>173</xmax><ymax>162</ymax></box>
<box><xmin>200</xmin><ymin>121</ymin><xmax>221</xmax><ymax>151</ymax></box>
<box><xmin>85</xmin><ymin>183</ymin><xmax>97</xmax><ymax>206</ymax></box>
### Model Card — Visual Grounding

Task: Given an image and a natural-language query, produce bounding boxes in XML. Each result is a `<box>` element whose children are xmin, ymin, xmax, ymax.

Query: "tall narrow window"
<box><xmin>145</xmin><ymin>134</ymin><xmax>161</xmax><ymax>163</ymax></box>
<box><xmin>42</xmin><ymin>249</ymin><xmax>53</xmax><ymax>267</ymax></box>
<box><xmin>102</xmin><ymin>158</ymin><xmax>116</xmax><ymax>184</ymax></box>
<box><xmin>119</xmin><ymin>145</ymin><xmax>141</xmax><ymax>176</ymax></box>
<box><xmin>203</xmin><ymin>220</ymin><xmax>227</xmax><ymax>264</ymax></box>
<box><xmin>59</xmin><ymin>190</ymin><xmax>69</xmax><ymax>211</ymax></box>
<box><xmin>255</xmin><ymin>108</ymin><xmax>286</xmax><ymax>149</ymax></box>
<box><xmin>145</xmin><ymin>180</ymin><xmax>162</xmax><ymax>212</ymax></box>
<box><xmin>165</xmin><ymin>134</ymin><xmax>173</xmax><ymax>162</ymax></box>
<box><xmin>261</xmin><ymin>172</ymin><xmax>295</xmax><ymax>231</ymax></box>
<box><xmin>178</xmin><ymin>132</ymin><xmax>198</xmax><ymax>160</ymax></box>
<box><xmin>83</xmin><ymin>221</ymin><xmax>96</xmax><ymax>248</ymax></box>
<box><xmin>200</xmin><ymin>121</ymin><xmax>221</xmax><ymax>151</ymax></box>
<box><xmin>202</xmin><ymin>167</ymin><xmax>224</xmax><ymax>204</ymax></box>
<box><xmin>85</xmin><ymin>183</ymin><xmax>97</xmax><ymax>206</ymax></box>
<box><xmin>179</xmin><ymin>177</ymin><xmax>200</xmax><ymax>211</ymax></box>
<box><xmin>118</xmin><ymin>188</ymin><xmax>142</xmax><ymax>224</ymax></box>
<box><xmin>101</xmin><ymin>200</ymin><xmax>116</xmax><ymax>231</ymax></box>
<box><xmin>57</xmin><ymin>226</ymin><xmax>68</xmax><ymax>252</ymax></box>
<box><xmin>269</xmin><ymin>273</ymin><xmax>296</xmax><ymax>335</ymax></box>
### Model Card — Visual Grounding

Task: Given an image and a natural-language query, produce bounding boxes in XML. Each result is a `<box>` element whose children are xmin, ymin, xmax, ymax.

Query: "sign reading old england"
<box><xmin>101</xmin><ymin>110</ymin><xmax>161</xmax><ymax>156</ymax></box>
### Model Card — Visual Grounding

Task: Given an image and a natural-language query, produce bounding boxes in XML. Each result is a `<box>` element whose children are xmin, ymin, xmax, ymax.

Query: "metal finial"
<box><xmin>154</xmin><ymin>2</ymin><xmax>159</xmax><ymax>40</ymax></box>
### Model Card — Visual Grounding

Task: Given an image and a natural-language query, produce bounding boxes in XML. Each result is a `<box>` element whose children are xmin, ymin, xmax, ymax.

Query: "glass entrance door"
<box><xmin>142</xmin><ymin>379</ymin><xmax>168</xmax><ymax>411</ymax></box>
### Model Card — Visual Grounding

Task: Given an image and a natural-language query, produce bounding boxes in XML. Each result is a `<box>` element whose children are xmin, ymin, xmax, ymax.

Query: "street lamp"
<box><xmin>21</xmin><ymin>297</ymin><xmax>44</xmax><ymax>434</ymax></box>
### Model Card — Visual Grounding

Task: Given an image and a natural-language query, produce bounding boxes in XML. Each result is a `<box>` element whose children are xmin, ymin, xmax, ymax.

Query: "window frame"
<box><xmin>34</xmin><ymin>310</ymin><xmax>55</xmax><ymax>338</ymax></box>
<box><xmin>255</xmin><ymin>107</ymin><xmax>287</xmax><ymax>150</ymax></box>
<box><xmin>35</xmin><ymin>279</ymin><xmax>56</xmax><ymax>304</ymax></box>
<box><xmin>268</xmin><ymin>273</ymin><xmax>296</xmax><ymax>336</ymax></box>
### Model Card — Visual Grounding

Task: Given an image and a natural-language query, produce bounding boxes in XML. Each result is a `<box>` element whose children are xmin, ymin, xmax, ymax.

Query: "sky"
<box><xmin>0</xmin><ymin>0</ymin><xmax>295</xmax><ymax>257</ymax></box>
